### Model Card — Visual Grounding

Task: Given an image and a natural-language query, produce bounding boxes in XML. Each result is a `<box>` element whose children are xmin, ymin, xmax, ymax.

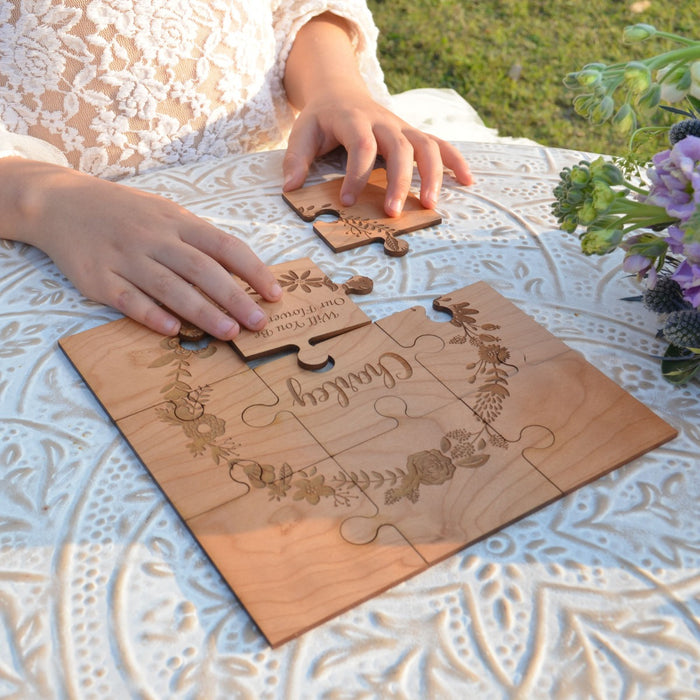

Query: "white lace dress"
<box><xmin>0</xmin><ymin>0</ymin><xmax>388</xmax><ymax>179</ymax></box>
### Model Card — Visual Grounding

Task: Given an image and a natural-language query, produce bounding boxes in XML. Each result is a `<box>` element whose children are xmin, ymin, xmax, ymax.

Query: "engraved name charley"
<box><xmin>286</xmin><ymin>352</ymin><xmax>413</xmax><ymax>408</ymax></box>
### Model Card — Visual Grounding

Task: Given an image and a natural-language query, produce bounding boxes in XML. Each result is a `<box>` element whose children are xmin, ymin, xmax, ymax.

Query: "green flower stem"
<box><xmin>647</xmin><ymin>30</ymin><xmax>698</xmax><ymax>47</ymax></box>
<box><xmin>586</xmin><ymin>44</ymin><xmax>700</xmax><ymax>90</ymax></box>
<box><xmin>607</xmin><ymin>200</ymin><xmax>668</xmax><ymax>219</ymax></box>
<box><xmin>619</xmin><ymin>220</ymin><xmax>669</xmax><ymax>236</ymax></box>
<box><xmin>619</xmin><ymin>180</ymin><xmax>650</xmax><ymax>196</ymax></box>
<box><xmin>644</xmin><ymin>45</ymin><xmax>700</xmax><ymax>72</ymax></box>
<box><xmin>629</xmin><ymin>126</ymin><xmax>669</xmax><ymax>150</ymax></box>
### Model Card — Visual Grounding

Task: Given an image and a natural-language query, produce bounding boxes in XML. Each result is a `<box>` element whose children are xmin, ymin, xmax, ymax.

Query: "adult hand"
<box><xmin>0</xmin><ymin>158</ymin><xmax>282</xmax><ymax>339</ymax></box>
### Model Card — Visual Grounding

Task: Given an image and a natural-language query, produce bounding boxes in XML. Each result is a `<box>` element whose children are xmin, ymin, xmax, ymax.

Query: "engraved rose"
<box><xmin>408</xmin><ymin>449</ymin><xmax>456</xmax><ymax>485</ymax></box>
<box><xmin>181</xmin><ymin>413</ymin><xmax>226</xmax><ymax>455</ymax></box>
<box><xmin>385</xmin><ymin>449</ymin><xmax>456</xmax><ymax>504</ymax></box>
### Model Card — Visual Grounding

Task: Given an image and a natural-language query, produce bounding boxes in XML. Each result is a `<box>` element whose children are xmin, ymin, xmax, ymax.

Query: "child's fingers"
<box><xmin>98</xmin><ymin>275</ymin><xmax>184</xmax><ymax>338</ymax></box>
<box><xmin>282</xmin><ymin>115</ymin><xmax>323</xmax><ymax>192</ymax></box>
<box><xmin>180</xmin><ymin>223</ymin><xmax>282</xmax><ymax>307</ymax></box>
<box><xmin>336</xmin><ymin>117</ymin><xmax>379</xmax><ymax>208</ymax></box>
<box><xmin>437</xmin><ymin>139</ymin><xmax>474</xmax><ymax>186</ymax></box>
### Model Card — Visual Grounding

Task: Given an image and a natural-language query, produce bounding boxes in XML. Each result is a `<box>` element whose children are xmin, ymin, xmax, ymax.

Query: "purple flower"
<box><xmin>645</xmin><ymin>135</ymin><xmax>700</xmax><ymax>223</ymax></box>
<box><xmin>665</xmin><ymin>225</ymin><xmax>686</xmax><ymax>254</ymax></box>
<box><xmin>665</xmin><ymin>224</ymin><xmax>700</xmax><ymax>264</ymax></box>
<box><xmin>686</xmin><ymin>240</ymin><xmax>700</xmax><ymax>264</ymax></box>
<box><xmin>671</xmin><ymin>259</ymin><xmax>700</xmax><ymax>308</ymax></box>
<box><xmin>622</xmin><ymin>253</ymin><xmax>657</xmax><ymax>285</ymax></box>
<box><xmin>620</xmin><ymin>232</ymin><xmax>668</xmax><ymax>284</ymax></box>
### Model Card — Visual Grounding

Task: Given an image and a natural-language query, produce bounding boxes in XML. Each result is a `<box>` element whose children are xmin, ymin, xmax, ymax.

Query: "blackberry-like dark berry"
<box><xmin>663</xmin><ymin>309</ymin><xmax>700</xmax><ymax>349</ymax></box>
<box><xmin>642</xmin><ymin>276</ymin><xmax>692</xmax><ymax>314</ymax></box>
<box><xmin>669</xmin><ymin>118</ymin><xmax>700</xmax><ymax>145</ymax></box>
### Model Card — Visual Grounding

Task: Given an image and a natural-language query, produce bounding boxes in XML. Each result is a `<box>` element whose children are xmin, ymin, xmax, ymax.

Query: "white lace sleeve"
<box><xmin>0</xmin><ymin>125</ymin><xmax>69</xmax><ymax>166</ymax></box>
<box><xmin>271</xmin><ymin>1</ymin><xmax>390</xmax><ymax>126</ymax></box>
<box><xmin>0</xmin><ymin>0</ymin><xmax>389</xmax><ymax>178</ymax></box>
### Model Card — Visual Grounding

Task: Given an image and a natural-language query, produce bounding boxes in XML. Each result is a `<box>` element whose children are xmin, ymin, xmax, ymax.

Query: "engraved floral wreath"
<box><xmin>148</xmin><ymin>293</ymin><xmax>516</xmax><ymax>506</ymax></box>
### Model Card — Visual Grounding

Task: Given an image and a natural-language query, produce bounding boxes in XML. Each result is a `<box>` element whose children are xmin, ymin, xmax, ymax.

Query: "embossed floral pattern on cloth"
<box><xmin>0</xmin><ymin>0</ymin><xmax>387</xmax><ymax>178</ymax></box>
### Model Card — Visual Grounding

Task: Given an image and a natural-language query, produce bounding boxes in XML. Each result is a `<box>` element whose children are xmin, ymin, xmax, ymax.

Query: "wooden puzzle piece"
<box><xmin>188</xmin><ymin>456</ymin><xmax>427</xmax><ymax>647</ymax></box>
<box><xmin>242</xmin><ymin>323</ymin><xmax>454</xmax><ymax>455</ymax></box>
<box><xmin>377</xmin><ymin>283</ymin><xmax>678</xmax><ymax>492</ymax></box>
<box><xmin>117</xmin><ymin>364</ymin><xmax>328</xmax><ymax>520</ymax></box>
<box><xmin>59</xmin><ymin>317</ymin><xmax>246</xmax><ymax>421</ymax></box>
<box><xmin>282</xmin><ymin>169</ymin><xmax>442</xmax><ymax>256</ymax></box>
<box><xmin>230</xmin><ymin>257</ymin><xmax>373</xmax><ymax>370</ymax></box>
<box><xmin>338</xmin><ymin>397</ymin><xmax>560</xmax><ymax>565</ymax></box>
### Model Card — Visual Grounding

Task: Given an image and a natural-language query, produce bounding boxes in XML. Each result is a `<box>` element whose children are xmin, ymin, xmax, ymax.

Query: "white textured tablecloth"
<box><xmin>1</xmin><ymin>142</ymin><xmax>698</xmax><ymax>699</ymax></box>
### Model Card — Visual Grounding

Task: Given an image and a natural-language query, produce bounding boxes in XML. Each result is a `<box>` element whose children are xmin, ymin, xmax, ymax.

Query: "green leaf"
<box><xmin>661</xmin><ymin>344</ymin><xmax>700</xmax><ymax>385</ymax></box>
<box><xmin>686</xmin><ymin>95</ymin><xmax>700</xmax><ymax>114</ymax></box>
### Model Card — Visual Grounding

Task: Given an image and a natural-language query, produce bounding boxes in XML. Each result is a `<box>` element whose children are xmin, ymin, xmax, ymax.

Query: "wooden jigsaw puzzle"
<box><xmin>59</xmin><ymin>258</ymin><xmax>677</xmax><ymax>647</ymax></box>
<box><xmin>282</xmin><ymin>168</ymin><xmax>442</xmax><ymax>256</ymax></box>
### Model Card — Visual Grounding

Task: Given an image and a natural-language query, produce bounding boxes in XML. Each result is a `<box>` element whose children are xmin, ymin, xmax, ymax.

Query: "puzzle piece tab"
<box><xmin>339</xmin><ymin>397</ymin><xmax>559</xmax><ymax>565</ymax></box>
<box><xmin>230</xmin><ymin>257</ymin><xmax>373</xmax><ymax>370</ymax></box>
<box><xmin>282</xmin><ymin>169</ymin><xmax>442</xmax><ymax>256</ymax></box>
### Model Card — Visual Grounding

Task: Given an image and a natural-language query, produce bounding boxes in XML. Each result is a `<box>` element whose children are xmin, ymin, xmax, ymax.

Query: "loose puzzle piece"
<box><xmin>377</xmin><ymin>282</ymin><xmax>678</xmax><ymax>492</ymax></box>
<box><xmin>339</xmin><ymin>397</ymin><xmax>560</xmax><ymax>564</ymax></box>
<box><xmin>58</xmin><ymin>259</ymin><xmax>678</xmax><ymax>648</ymax></box>
<box><xmin>243</xmin><ymin>322</ymin><xmax>454</xmax><ymax>455</ymax></box>
<box><xmin>230</xmin><ymin>257</ymin><xmax>373</xmax><ymax>370</ymax></box>
<box><xmin>282</xmin><ymin>168</ymin><xmax>442</xmax><ymax>256</ymax></box>
<box><xmin>189</xmin><ymin>456</ymin><xmax>427</xmax><ymax>647</ymax></box>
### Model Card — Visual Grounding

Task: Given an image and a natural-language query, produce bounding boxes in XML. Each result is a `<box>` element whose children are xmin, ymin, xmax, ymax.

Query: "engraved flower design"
<box><xmin>155</xmin><ymin>335</ymin><xmax>217</xmax><ymax>360</ymax></box>
<box><xmin>385</xmin><ymin>449</ymin><xmax>457</xmax><ymax>504</ymax></box>
<box><xmin>409</xmin><ymin>449</ymin><xmax>457</xmax><ymax>485</ymax></box>
<box><xmin>277</xmin><ymin>269</ymin><xmax>338</xmax><ymax>293</ymax></box>
<box><xmin>237</xmin><ymin>460</ymin><xmax>276</xmax><ymax>489</ymax></box>
<box><xmin>478</xmin><ymin>343</ymin><xmax>511</xmax><ymax>364</ymax></box>
<box><xmin>293</xmin><ymin>474</ymin><xmax>334</xmax><ymax>505</ymax></box>
<box><xmin>180</xmin><ymin>413</ymin><xmax>226</xmax><ymax>456</ymax></box>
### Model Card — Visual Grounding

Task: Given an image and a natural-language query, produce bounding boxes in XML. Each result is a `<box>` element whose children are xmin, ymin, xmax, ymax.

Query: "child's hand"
<box><xmin>282</xmin><ymin>87</ymin><xmax>473</xmax><ymax>216</ymax></box>
<box><xmin>281</xmin><ymin>13</ymin><xmax>473</xmax><ymax>217</ymax></box>
<box><xmin>0</xmin><ymin>158</ymin><xmax>282</xmax><ymax>339</ymax></box>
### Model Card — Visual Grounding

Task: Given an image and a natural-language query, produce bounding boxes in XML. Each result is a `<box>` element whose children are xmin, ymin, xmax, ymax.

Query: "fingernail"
<box><xmin>217</xmin><ymin>317</ymin><xmax>239</xmax><ymax>338</ymax></box>
<box><xmin>247</xmin><ymin>308</ymin><xmax>266</xmax><ymax>329</ymax></box>
<box><xmin>426</xmin><ymin>187</ymin><xmax>439</xmax><ymax>208</ymax></box>
<box><xmin>341</xmin><ymin>193</ymin><xmax>355</xmax><ymax>207</ymax></box>
<box><xmin>163</xmin><ymin>317</ymin><xmax>180</xmax><ymax>335</ymax></box>
<box><xmin>271</xmin><ymin>282</ymin><xmax>283</xmax><ymax>299</ymax></box>
<box><xmin>387</xmin><ymin>198</ymin><xmax>402</xmax><ymax>216</ymax></box>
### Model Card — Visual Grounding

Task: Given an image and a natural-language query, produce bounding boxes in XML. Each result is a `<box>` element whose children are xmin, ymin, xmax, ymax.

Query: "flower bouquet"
<box><xmin>552</xmin><ymin>24</ymin><xmax>700</xmax><ymax>384</ymax></box>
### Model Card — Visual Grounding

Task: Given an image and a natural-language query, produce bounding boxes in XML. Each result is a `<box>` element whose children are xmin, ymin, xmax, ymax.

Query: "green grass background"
<box><xmin>367</xmin><ymin>0</ymin><xmax>697</xmax><ymax>154</ymax></box>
